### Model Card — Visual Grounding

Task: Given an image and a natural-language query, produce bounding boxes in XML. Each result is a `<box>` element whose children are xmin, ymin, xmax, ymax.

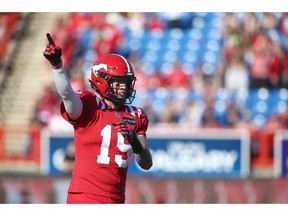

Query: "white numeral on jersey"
<box><xmin>97</xmin><ymin>125</ymin><xmax>133</xmax><ymax>168</ymax></box>
<box><xmin>97</xmin><ymin>125</ymin><xmax>111</xmax><ymax>165</ymax></box>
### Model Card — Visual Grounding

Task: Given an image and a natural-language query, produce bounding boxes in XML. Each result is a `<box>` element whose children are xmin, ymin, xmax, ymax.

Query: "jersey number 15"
<box><xmin>97</xmin><ymin>125</ymin><xmax>133</xmax><ymax>168</ymax></box>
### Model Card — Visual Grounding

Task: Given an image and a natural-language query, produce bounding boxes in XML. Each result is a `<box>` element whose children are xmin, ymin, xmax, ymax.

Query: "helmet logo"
<box><xmin>92</xmin><ymin>63</ymin><xmax>108</xmax><ymax>76</ymax></box>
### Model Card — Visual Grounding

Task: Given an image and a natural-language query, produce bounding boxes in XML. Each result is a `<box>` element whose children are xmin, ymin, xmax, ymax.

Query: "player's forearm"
<box><xmin>52</xmin><ymin>66</ymin><xmax>83</xmax><ymax>119</ymax></box>
<box><xmin>135</xmin><ymin>148</ymin><xmax>153</xmax><ymax>170</ymax></box>
<box><xmin>134</xmin><ymin>134</ymin><xmax>153</xmax><ymax>170</ymax></box>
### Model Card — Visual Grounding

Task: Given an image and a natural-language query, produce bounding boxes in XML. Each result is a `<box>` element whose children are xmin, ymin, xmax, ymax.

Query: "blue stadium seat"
<box><xmin>147</xmin><ymin>38</ymin><xmax>162</xmax><ymax>52</ymax></box>
<box><xmin>188</xmin><ymin>28</ymin><xmax>203</xmax><ymax>41</ymax></box>
<box><xmin>269</xmin><ymin>88</ymin><xmax>288</xmax><ymax>115</ymax></box>
<box><xmin>166</xmin><ymin>39</ymin><xmax>181</xmax><ymax>53</ymax></box>
<box><xmin>181</xmin><ymin>50</ymin><xmax>198</xmax><ymax>64</ymax></box>
<box><xmin>142</xmin><ymin>50</ymin><xmax>158</xmax><ymax>65</ymax></box>
<box><xmin>141</xmin><ymin>62</ymin><xmax>157</xmax><ymax>76</ymax></box>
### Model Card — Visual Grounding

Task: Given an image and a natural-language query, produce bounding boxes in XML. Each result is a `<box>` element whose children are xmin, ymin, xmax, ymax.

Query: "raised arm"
<box><xmin>43</xmin><ymin>33</ymin><xmax>83</xmax><ymax>121</ymax></box>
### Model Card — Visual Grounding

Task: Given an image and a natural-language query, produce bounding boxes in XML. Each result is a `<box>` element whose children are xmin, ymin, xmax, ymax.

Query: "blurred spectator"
<box><xmin>160</xmin><ymin>100</ymin><xmax>179</xmax><ymax>124</ymax></box>
<box><xmin>36</xmin><ymin>12</ymin><xmax>288</xmax><ymax>133</ymax></box>
<box><xmin>179</xmin><ymin>100</ymin><xmax>204</xmax><ymax>127</ymax></box>
<box><xmin>127</xmin><ymin>52</ymin><xmax>151</xmax><ymax>90</ymax></box>
<box><xmin>146</xmin><ymin>67</ymin><xmax>167</xmax><ymax>90</ymax></box>
<box><xmin>248</xmin><ymin>32</ymin><xmax>274</xmax><ymax>89</ymax></box>
<box><xmin>63</xmin><ymin>140</ymin><xmax>75</xmax><ymax>175</ymax></box>
<box><xmin>269</xmin><ymin>42</ymin><xmax>284</xmax><ymax>88</ymax></box>
<box><xmin>164</xmin><ymin>60</ymin><xmax>191</xmax><ymax>89</ymax></box>
<box><xmin>93</xmin><ymin>22</ymin><xmax>124</xmax><ymax>57</ymax></box>
<box><xmin>141</xmin><ymin>99</ymin><xmax>161</xmax><ymax>124</ymax></box>
<box><xmin>223</xmin><ymin>55</ymin><xmax>249</xmax><ymax>94</ymax></box>
<box><xmin>126</xmin><ymin>12</ymin><xmax>146</xmax><ymax>33</ymax></box>
<box><xmin>279</xmin><ymin>13</ymin><xmax>288</xmax><ymax>52</ymax></box>
<box><xmin>133</xmin><ymin>64</ymin><xmax>150</xmax><ymax>90</ymax></box>
<box><xmin>201</xmin><ymin>90</ymin><xmax>220</xmax><ymax>128</ymax></box>
<box><xmin>225</xmin><ymin>101</ymin><xmax>243</xmax><ymax>127</ymax></box>
<box><xmin>222</xmin><ymin>13</ymin><xmax>243</xmax><ymax>62</ymax></box>
<box><xmin>47</xmin><ymin>110</ymin><xmax>74</xmax><ymax>133</ymax></box>
<box><xmin>161</xmin><ymin>12</ymin><xmax>184</xmax><ymax>29</ymax></box>
<box><xmin>147</xmin><ymin>13</ymin><xmax>165</xmax><ymax>31</ymax></box>
<box><xmin>222</xmin><ymin>13</ymin><xmax>241</xmax><ymax>36</ymax></box>
<box><xmin>264</xmin><ymin>113</ymin><xmax>284</xmax><ymax>132</ymax></box>
<box><xmin>260</xmin><ymin>13</ymin><xmax>278</xmax><ymax>33</ymax></box>
<box><xmin>282</xmin><ymin>50</ymin><xmax>288</xmax><ymax>87</ymax></box>
<box><xmin>243</xmin><ymin>13</ymin><xmax>260</xmax><ymax>40</ymax></box>
<box><xmin>33</xmin><ymin>84</ymin><xmax>58</xmax><ymax>126</ymax></box>
<box><xmin>201</xmin><ymin>106</ymin><xmax>219</xmax><ymax>128</ymax></box>
<box><xmin>282</xmin><ymin>109</ymin><xmax>288</xmax><ymax>128</ymax></box>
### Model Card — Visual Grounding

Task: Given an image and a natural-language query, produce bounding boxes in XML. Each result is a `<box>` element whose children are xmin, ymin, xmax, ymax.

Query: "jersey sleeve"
<box><xmin>60</xmin><ymin>90</ymin><xmax>96</xmax><ymax>126</ymax></box>
<box><xmin>135</xmin><ymin>107</ymin><xmax>149</xmax><ymax>136</ymax></box>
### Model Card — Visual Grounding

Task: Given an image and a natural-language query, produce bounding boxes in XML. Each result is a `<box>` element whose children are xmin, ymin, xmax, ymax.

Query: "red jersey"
<box><xmin>60</xmin><ymin>89</ymin><xmax>149</xmax><ymax>200</ymax></box>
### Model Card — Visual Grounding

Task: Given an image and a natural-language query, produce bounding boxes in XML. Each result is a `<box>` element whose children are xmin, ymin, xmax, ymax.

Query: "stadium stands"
<box><xmin>30</xmin><ymin>12</ymin><xmax>287</xmax><ymax>132</ymax></box>
<box><xmin>0</xmin><ymin>13</ymin><xmax>19</xmax><ymax>87</ymax></box>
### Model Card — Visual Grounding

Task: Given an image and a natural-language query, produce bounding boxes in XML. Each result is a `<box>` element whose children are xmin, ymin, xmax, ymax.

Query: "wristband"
<box><xmin>51</xmin><ymin>61</ymin><xmax>63</xmax><ymax>70</ymax></box>
<box><xmin>130</xmin><ymin>131</ymin><xmax>145</xmax><ymax>154</ymax></box>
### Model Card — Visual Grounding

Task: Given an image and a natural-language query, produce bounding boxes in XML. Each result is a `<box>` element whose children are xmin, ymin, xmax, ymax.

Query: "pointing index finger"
<box><xmin>46</xmin><ymin>33</ymin><xmax>55</xmax><ymax>46</ymax></box>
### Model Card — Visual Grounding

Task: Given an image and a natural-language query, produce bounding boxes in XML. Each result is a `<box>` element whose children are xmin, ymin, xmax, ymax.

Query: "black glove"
<box><xmin>43</xmin><ymin>33</ymin><xmax>62</xmax><ymax>67</ymax></box>
<box><xmin>112</xmin><ymin>121</ymin><xmax>145</xmax><ymax>154</ymax></box>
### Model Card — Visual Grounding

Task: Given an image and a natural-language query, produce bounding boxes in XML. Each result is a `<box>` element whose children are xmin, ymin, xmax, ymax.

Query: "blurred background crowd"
<box><xmin>31</xmin><ymin>12</ymin><xmax>288</xmax><ymax>131</ymax></box>
<box><xmin>1</xmin><ymin>12</ymin><xmax>288</xmax><ymax>131</ymax></box>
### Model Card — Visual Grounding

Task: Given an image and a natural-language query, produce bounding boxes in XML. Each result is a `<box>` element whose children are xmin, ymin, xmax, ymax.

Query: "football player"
<box><xmin>43</xmin><ymin>33</ymin><xmax>153</xmax><ymax>204</ymax></box>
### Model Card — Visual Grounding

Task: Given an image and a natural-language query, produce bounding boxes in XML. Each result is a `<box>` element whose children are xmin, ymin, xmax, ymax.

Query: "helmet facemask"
<box><xmin>90</xmin><ymin>70</ymin><xmax>137</xmax><ymax>105</ymax></box>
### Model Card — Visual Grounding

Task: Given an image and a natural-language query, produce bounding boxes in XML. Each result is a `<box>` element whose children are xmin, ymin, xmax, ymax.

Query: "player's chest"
<box><xmin>97</xmin><ymin>109</ymin><xmax>137</xmax><ymax>128</ymax></box>
<box><xmin>78</xmin><ymin>110</ymin><xmax>136</xmax><ymax>144</ymax></box>
<box><xmin>76</xmin><ymin>110</ymin><xmax>134</xmax><ymax>163</ymax></box>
